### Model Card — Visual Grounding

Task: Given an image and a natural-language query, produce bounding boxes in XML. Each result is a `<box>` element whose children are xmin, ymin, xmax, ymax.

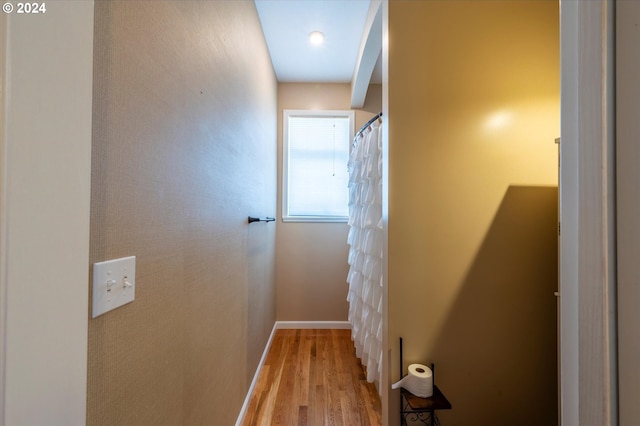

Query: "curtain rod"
<box><xmin>354</xmin><ymin>112</ymin><xmax>382</xmax><ymax>141</ymax></box>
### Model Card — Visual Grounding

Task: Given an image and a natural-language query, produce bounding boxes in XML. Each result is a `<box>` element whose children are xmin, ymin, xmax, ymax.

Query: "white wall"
<box><xmin>1</xmin><ymin>2</ymin><xmax>94</xmax><ymax>424</ymax></box>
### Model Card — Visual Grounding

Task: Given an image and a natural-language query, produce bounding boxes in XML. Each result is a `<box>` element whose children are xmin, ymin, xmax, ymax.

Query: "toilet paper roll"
<box><xmin>391</xmin><ymin>364</ymin><xmax>433</xmax><ymax>398</ymax></box>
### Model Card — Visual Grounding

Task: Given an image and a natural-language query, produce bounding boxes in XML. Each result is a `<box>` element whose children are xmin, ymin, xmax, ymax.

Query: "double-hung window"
<box><xmin>283</xmin><ymin>110</ymin><xmax>354</xmax><ymax>222</ymax></box>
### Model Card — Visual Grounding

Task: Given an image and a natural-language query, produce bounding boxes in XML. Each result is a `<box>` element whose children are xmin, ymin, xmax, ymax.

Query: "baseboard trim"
<box><xmin>235</xmin><ymin>322</ymin><xmax>277</xmax><ymax>426</ymax></box>
<box><xmin>235</xmin><ymin>320</ymin><xmax>351</xmax><ymax>425</ymax></box>
<box><xmin>275</xmin><ymin>320</ymin><xmax>351</xmax><ymax>330</ymax></box>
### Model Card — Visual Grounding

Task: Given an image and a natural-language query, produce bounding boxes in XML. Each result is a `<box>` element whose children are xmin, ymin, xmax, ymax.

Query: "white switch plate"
<box><xmin>92</xmin><ymin>256</ymin><xmax>136</xmax><ymax>318</ymax></box>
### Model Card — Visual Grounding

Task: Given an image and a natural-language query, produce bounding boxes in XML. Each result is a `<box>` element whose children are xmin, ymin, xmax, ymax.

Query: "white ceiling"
<box><xmin>254</xmin><ymin>0</ymin><xmax>380</xmax><ymax>84</ymax></box>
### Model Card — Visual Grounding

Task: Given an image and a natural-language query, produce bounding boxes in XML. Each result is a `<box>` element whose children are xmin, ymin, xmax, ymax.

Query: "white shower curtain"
<box><xmin>346</xmin><ymin>116</ymin><xmax>383</xmax><ymax>392</ymax></box>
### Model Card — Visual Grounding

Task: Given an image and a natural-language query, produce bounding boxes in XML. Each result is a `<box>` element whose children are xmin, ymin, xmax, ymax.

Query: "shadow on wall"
<box><xmin>432</xmin><ymin>185</ymin><xmax>558</xmax><ymax>426</ymax></box>
<box><xmin>247</xmin><ymin>221</ymin><xmax>276</xmax><ymax>387</ymax></box>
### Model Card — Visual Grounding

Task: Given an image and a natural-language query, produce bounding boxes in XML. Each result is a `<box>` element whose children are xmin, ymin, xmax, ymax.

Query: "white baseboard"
<box><xmin>275</xmin><ymin>320</ymin><xmax>351</xmax><ymax>330</ymax></box>
<box><xmin>235</xmin><ymin>323</ymin><xmax>277</xmax><ymax>426</ymax></box>
<box><xmin>235</xmin><ymin>320</ymin><xmax>351</xmax><ymax>425</ymax></box>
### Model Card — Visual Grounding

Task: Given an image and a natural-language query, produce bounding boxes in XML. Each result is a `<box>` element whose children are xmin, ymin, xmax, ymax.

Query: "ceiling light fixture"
<box><xmin>309</xmin><ymin>31</ymin><xmax>325</xmax><ymax>46</ymax></box>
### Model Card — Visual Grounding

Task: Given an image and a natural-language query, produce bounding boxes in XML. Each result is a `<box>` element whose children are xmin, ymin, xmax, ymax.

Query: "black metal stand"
<box><xmin>399</xmin><ymin>338</ymin><xmax>451</xmax><ymax>426</ymax></box>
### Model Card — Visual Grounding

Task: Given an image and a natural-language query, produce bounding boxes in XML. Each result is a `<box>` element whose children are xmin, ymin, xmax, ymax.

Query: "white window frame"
<box><xmin>282</xmin><ymin>109</ymin><xmax>355</xmax><ymax>223</ymax></box>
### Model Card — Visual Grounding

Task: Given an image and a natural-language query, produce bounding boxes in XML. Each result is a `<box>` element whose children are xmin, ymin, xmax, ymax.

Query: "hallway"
<box><xmin>241</xmin><ymin>329</ymin><xmax>382</xmax><ymax>425</ymax></box>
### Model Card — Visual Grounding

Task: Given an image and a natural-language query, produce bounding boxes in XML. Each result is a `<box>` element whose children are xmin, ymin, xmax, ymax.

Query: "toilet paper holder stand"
<box><xmin>398</xmin><ymin>337</ymin><xmax>452</xmax><ymax>426</ymax></box>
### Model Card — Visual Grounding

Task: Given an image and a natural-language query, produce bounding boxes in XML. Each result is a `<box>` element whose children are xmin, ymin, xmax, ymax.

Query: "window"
<box><xmin>283</xmin><ymin>110</ymin><xmax>354</xmax><ymax>222</ymax></box>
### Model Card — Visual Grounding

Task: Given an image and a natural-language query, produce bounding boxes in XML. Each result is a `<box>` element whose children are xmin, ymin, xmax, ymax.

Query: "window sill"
<box><xmin>282</xmin><ymin>216</ymin><xmax>348</xmax><ymax>223</ymax></box>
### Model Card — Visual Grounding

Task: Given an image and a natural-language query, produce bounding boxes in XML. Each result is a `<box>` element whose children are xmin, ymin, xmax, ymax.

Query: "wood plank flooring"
<box><xmin>242</xmin><ymin>329</ymin><xmax>382</xmax><ymax>426</ymax></box>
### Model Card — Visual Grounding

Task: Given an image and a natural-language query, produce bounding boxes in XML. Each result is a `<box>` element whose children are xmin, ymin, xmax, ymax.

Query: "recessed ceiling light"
<box><xmin>309</xmin><ymin>31</ymin><xmax>325</xmax><ymax>46</ymax></box>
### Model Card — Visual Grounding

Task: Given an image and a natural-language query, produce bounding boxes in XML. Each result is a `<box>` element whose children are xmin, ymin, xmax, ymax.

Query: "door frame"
<box><xmin>0</xmin><ymin>4</ymin><xmax>94</xmax><ymax>425</ymax></box>
<box><xmin>0</xmin><ymin>10</ymin><xmax>7</xmax><ymax>426</ymax></box>
<box><xmin>559</xmin><ymin>0</ymin><xmax>617</xmax><ymax>425</ymax></box>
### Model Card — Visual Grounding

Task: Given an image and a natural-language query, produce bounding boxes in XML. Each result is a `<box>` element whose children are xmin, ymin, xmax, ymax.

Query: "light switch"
<box><xmin>92</xmin><ymin>256</ymin><xmax>136</xmax><ymax>318</ymax></box>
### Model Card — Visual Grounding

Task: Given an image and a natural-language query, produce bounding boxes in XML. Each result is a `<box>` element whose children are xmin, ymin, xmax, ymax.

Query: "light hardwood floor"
<box><xmin>241</xmin><ymin>329</ymin><xmax>382</xmax><ymax>426</ymax></box>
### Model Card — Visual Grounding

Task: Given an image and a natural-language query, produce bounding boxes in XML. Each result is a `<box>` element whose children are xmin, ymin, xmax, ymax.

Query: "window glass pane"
<box><xmin>286</xmin><ymin>114</ymin><xmax>351</xmax><ymax>219</ymax></box>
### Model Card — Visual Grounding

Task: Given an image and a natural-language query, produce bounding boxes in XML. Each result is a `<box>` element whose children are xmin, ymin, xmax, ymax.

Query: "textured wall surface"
<box><xmin>276</xmin><ymin>83</ymin><xmax>382</xmax><ymax>321</ymax></box>
<box><xmin>617</xmin><ymin>1</ymin><xmax>640</xmax><ymax>424</ymax></box>
<box><xmin>88</xmin><ymin>2</ymin><xmax>277</xmax><ymax>425</ymax></box>
<box><xmin>387</xmin><ymin>1</ymin><xmax>559</xmax><ymax>425</ymax></box>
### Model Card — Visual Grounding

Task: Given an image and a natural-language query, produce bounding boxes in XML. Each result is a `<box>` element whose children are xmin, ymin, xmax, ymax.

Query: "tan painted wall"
<box><xmin>88</xmin><ymin>2</ymin><xmax>277</xmax><ymax>425</ymax></box>
<box><xmin>387</xmin><ymin>2</ymin><xmax>559</xmax><ymax>425</ymax></box>
<box><xmin>617</xmin><ymin>1</ymin><xmax>640</xmax><ymax>424</ymax></box>
<box><xmin>276</xmin><ymin>83</ymin><xmax>381</xmax><ymax>321</ymax></box>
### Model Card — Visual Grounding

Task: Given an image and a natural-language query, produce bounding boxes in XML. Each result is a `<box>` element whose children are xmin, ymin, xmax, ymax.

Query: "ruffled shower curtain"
<box><xmin>346</xmin><ymin>116</ymin><xmax>383</xmax><ymax>392</ymax></box>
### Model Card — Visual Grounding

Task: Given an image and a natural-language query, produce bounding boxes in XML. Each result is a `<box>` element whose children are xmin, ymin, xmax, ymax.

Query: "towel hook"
<box><xmin>248</xmin><ymin>216</ymin><xmax>275</xmax><ymax>224</ymax></box>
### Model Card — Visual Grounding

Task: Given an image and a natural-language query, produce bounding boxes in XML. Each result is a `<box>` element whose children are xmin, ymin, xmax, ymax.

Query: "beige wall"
<box><xmin>617</xmin><ymin>1</ymin><xmax>640</xmax><ymax>424</ymax></box>
<box><xmin>387</xmin><ymin>2</ymin><xmax>559</xmax><ymax>425</ymax></box>
<box><xmin>88</xmin><ymin>2</ymin><xmax>277</xmax><ymax>425</ymax></box>
<box><xmin>276</xmin><ymin>83</ymin><xmax>381</xmax><ymax>321</ymax></box>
